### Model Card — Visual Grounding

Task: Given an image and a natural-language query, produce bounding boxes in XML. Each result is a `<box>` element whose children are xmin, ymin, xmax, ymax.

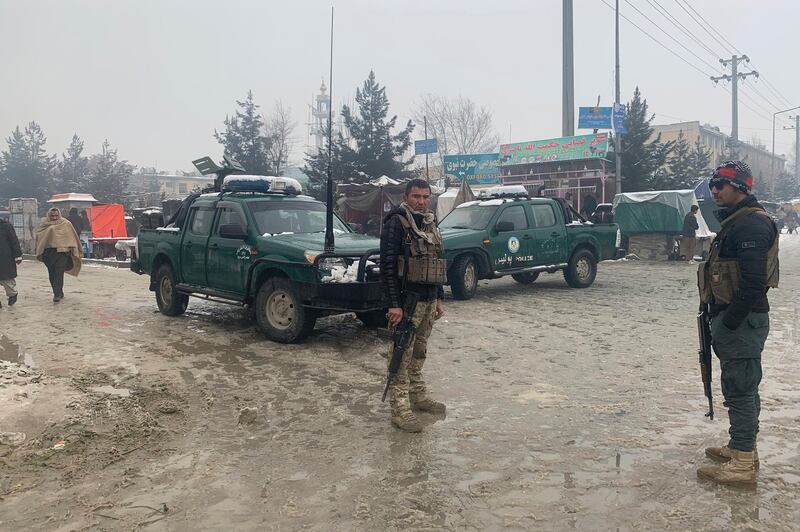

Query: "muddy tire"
<box><xmin>155</xmin><ymin>264</ymin><xmax>188</xmax><ymax>316</ymax></box>
<box><xmin>255</xmin><ymin>277</ymin><xmax>316</xmax><ymax>343</ymax></box>
<box><xmin>563</xmin><ymin>249</ymin><xmax>597</xmax><ymax>288</ymax></box>
<box><xmin>512</xmin><ymin>272</ymin><xmax>539</xmax><ymax>284</ymax></box>
<box><xmin>450</xmin><ymin>254</ymin><xmax>478</xmax><ymax>300</ymax></box>
<box><xmin>356</xmin><ymin>309</ymin><xmax>389</xmax><ymax>328</ymax></box>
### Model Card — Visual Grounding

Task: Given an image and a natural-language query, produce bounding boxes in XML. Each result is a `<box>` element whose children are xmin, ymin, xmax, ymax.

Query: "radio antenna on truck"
<box><xmin>324</xmin><ymin>6</ymin><xmax>336</xmax><ymax>254</ymax></box>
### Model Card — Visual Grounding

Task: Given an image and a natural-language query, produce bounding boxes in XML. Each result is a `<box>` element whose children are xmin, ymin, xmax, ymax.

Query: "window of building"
<box><xmin>178</xmin><ymin>183</ymin><xmax>188</xmax><ymax>194</ymax></box>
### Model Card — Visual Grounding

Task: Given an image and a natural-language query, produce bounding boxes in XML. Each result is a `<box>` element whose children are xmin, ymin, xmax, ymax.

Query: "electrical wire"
<box><xmin>622</xmin><ymin>0</ymin><xmax>722</xmax><ymax>73</ymax></box>
<box><xmin>599</xmin><ymin>0</ymin><xmax>713</xmax><ymax>79</ymax></box>
<box><xmin>671</xmin><ymin>0</ymin><xmax>734</xmax><ymax>57</ymax></box>
<box><xmin>645</xmin><ymin>0</ymin><xmax>720</xmax><ymax>61</ymax></box>
<box><xmin>676</xmin><ymin>0</ymin><xmax>742</xmax><ymax>56</ymax></box>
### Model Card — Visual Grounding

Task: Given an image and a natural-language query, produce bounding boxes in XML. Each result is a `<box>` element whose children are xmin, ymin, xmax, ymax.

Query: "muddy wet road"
<box><xmin>1</xmin><ymin>235</ymin><xmax>798</xmax><ymax>530</ymax></box>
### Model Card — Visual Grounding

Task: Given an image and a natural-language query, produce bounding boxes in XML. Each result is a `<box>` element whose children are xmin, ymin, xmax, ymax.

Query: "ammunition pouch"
<box><xmin>399</xmin><ymin>255</ymin><xmax>448</xmax><ymax>285</ymax></box>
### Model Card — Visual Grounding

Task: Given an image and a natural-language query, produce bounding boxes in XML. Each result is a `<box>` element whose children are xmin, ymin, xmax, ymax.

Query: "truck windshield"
<box><xmin>248</xmin><ymin>201</ymin><xmax>350</xmax><ymax>235</ymax></box>
<box><xmin>440</xmin><ymin>205</ymin><xmax>498</xmax><ymax>230</ymax></box>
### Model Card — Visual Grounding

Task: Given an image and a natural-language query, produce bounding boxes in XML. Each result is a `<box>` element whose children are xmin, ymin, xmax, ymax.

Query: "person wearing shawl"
<box><xmin>35</xmin><ymin>207</ymin><xmax>82</xmax><ymax>302</ymax></box>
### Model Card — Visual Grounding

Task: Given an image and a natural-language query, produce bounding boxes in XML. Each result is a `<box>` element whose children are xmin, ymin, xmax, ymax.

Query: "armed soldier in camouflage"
<box><xmin>380</xmin><ymin>179</ymin><xmax>446</xmax><ymax>433</ymax></box>
<box><xmin>696</xmin><ymin>161</ymin><xmax>779</xmax><ymax>485</ymax></box>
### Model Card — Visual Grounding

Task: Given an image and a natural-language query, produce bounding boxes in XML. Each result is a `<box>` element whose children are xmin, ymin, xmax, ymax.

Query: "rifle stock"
<box><xmin>697</xmin><ymin>305</ymin><xmax>714</xmax><ymax>420</ymax></box>
<box><xmin>382</xmin><ymin>293</ymin><xmax>420</xmax><ymax>402</ymax></box>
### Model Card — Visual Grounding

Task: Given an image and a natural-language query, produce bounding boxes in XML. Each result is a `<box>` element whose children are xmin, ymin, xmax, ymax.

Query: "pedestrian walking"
<box><xmin>681</xmin><ymin>205</ymin><xmax>700</xmax><ymax>263</ymax></box>
<box><xmin>35</xmin><ymin>207</ymin><xmax>83</xmax><ymax>302</ymax></box>
<box><xmin>697</xmin><ymin>161</ymin><xmax>779</xmax><ymax>486</ymax></box>
<box><xmin>380</xmin><ymin>178</ymin><xmax>447</xmax><ymax>432</ymax></box>
<box><xmin>0</xmin><ymin>216</ymin><xmax>23</xmax><ymax>308</ymax></box>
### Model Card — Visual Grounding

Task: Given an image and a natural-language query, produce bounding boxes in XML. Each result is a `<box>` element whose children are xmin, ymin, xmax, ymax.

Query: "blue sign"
<box><xmin>613</xmin><ymin>103</ymin><xmax>627</xmax><ymax>135</ymax></box>
<box><xmin>578</xmin><ymin>107</ymin><xmax>613</xmax><ymax>129</ymax></box>
<box><xmin>414</xmin><ymin>138</ymin><xmax>439</xmax><ymax>155</ymax></box>
<box><xmin>443</xmin><ymin>153</ymin><xmax>501</xmax><ymax>185</ymax></box>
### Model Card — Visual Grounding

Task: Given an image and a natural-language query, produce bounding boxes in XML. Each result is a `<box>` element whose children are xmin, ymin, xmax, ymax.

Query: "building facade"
<box><xmin>650</xmin><ymin>121</ymin><xmax>786</xmax><ymax>192</ymax></box>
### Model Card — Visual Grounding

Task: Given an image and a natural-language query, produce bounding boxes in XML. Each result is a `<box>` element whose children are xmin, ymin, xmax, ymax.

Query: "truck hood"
<box><xmin>259</xmin><ymin>231</ymin><xmax>380</xmax><ymax>256</ymax></box>
<box><xmin>440</xmin><ymin>227</ymin><xmax>483</xmax><ymax>239</ymax></box>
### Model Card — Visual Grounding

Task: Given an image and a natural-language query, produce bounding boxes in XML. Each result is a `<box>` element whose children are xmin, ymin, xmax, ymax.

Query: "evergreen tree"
<box><xmin>214</xmin><ymin>90</ymin><xmax>273</xmax><ymax>175</ymax></box>
<box><xmin>304</xmin><ymin>71</ymin><xmax>415</xmax><ymax>200</ymax></box>
<box><xmin>0</xmin><ymin>121</ymin><xmax>56</xmax><ymax>203</ymax></box>
<box><xmin>774</xmin><ymin>171</ymin><xmax>800</xmax><ymax>200</ymax></box>
<box><xmin>620</xmin><ymin>87</ymin><xmax>674</xmax><ymax>191</ymax></box>
<box><xmin>687</xmin><ymin>136</ymin><xmax>713</xmax><ymax>182</ymax></box>
<box><xmin>87</xmin><ymin>140</ymin><xmax>134</xmax><ymax>206</ymax></box>
<box><xmin>666</xmin><ymin>130</ymin><xmax>692</xmax><ymax>188</ymax></box>
<box><xmin>54</xmin><ymin>133</ymin><xmax>90</xmax><ymax>193</ymax></box>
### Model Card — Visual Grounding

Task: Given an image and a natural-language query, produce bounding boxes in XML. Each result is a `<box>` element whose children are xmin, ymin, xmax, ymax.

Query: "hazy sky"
<box><xmin>1</xmin><ymin>0</ymin><xmax>797</xmax><ymax>173</ymax></box>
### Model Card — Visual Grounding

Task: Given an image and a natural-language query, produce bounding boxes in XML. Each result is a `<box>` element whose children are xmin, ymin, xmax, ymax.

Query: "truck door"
<box><xmin>488</xmin><ymin>203</ymin><xmax>535</xmax><ymax>271</ymax></box>
<box><xmin>529</xmin><ymin>203</ymin><xmax>567</xmax><ymax>265</ymax></box>
<box><xmin>180</xmin><ymin>206</ymin><xmax>214</xmax><ymax>286</ymax></box>
<box><xmin>207</xmin><ymin>204</ymin><xmax>250</xmax><ymax>295</ymax></box>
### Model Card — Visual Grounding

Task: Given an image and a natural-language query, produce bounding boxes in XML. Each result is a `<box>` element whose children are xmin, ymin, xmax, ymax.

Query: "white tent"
<box><xmin>370</xmin><ymin>175</ymin><xmax>400</xmax><ymax>186</ymax></box>
<box><xmin>436</xmin><ymin>179</ymin><xmax>476</xmax><ymax>221</ymax></box>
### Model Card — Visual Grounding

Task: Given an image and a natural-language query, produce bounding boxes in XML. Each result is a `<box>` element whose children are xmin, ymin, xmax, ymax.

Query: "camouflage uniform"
<box><xmin>380</xmin><ymin>203</ymin><xmax>446</xmax><ymax>432</ymax></box>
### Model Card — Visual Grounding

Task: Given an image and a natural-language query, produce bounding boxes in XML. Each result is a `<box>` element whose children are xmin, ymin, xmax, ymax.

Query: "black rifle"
<box><xmin>382</xmin><ymin>292</ymin><xmax>420</xmax><ymax>402</ymax></box>
<box><xmin>696</xmin><ymin>304</ymin><xmax>714</xmax><ymax>420</ymax></box>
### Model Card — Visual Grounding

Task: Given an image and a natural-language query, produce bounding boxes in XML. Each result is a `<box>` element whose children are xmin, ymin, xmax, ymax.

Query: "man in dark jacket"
<box><xmin>681</xmin><ymin>204</ymin><xmax>700</xmax><ymax>263</ymax></box>
<box><xmin>380</xmin><ymin>179</ymin><xmax>446</xmax><ymax>432</ymax></box>
<box><xmin>697</xmin><ymin>161</ymin><xmax>779</xmax><ymax>485</ymax></box>
<box><xmin>68</xmin><ymin>208</ymin><xmax>85</xmax><ymax>235</ymax></box>
<box><xmin>0</xmin><ymin>217</ymin><xmax>23</xmax><ymax>307</ymax></box>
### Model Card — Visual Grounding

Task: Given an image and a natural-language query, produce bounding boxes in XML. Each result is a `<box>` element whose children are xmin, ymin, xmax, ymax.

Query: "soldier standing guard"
<box><xmin>697</xmin><ymin>161</ymin><xmax>779</xmax><ymax>485</ymax></box>
<box><xmin>380</xmin><ymin>179</ymin><xmax>446</xmax><ymax>433</ymax></box>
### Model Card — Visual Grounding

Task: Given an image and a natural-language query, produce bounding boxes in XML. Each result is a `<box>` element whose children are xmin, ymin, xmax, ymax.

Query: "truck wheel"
<box><xmin>356</xmin><ymin>309</ymin><xmax>388</xmax><ymax>328</ymax></box>
<box><xmin>155</xmin><ymin>264</ymin><xmax>188</xmax><ymax>316</ymax></box>
<box><xmin>450</xmin><ymin>254</ymin><xmax>478</xmax><ymax>300</ymax></box>
<box><xmin>563</xmin><ymin>249</ymin><xmax>597</xmax><ymax>288</ymax></box>
<box><xmin>255</xmin><ymin>277</ymin><xmax>316</xmax><ymax>343</ymax></box>
<box><xmin>512</xmin><ymin>272</ymin><xmax>539</xmax><ymax>284</ymax></box>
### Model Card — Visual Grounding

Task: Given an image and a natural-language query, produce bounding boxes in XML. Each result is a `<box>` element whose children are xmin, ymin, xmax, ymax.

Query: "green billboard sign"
<box><xmin>498</xmin><ymin>133</ymin><xmax>610</xmax><ymax>166</ymax></box>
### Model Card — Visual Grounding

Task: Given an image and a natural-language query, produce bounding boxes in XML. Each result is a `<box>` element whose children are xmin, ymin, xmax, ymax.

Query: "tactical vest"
<box><xmin>393</xmin><ymin>205</ymin><xmax>448</xmax><ymax>285</ymax></box>
<box><xmin>698</xmin><ymin>206</ymin><xmax>779</xmax><ymax>305</ymax></box>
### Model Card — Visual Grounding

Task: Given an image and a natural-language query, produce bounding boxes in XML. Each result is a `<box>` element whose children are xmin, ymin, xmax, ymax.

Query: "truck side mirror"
<box><xmin>495</xmin><ymin>221</ymin><xmax>514</xmax><ymax>233</ymax></box>
<box><xmin>219</xmin><ymin>223</ymin><xmax>248</xmax><ymax>239</ymax></box>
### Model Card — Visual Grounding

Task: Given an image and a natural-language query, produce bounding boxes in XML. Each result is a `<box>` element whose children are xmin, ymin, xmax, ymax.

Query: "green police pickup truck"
<box><xmin>131</xmin><ymin>173</ymin><xmax>387</xmax><ymax>343</ymax></box>
<box><xmin>440</xmin><ymin>187</ymin><xmax>621</xmax><ymax>299</ymax></box>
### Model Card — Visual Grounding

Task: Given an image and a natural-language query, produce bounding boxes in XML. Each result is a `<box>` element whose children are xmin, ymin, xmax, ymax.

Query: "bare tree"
<box><xmin>264</xmin><ymin>101</ymin><xmax>297</xmax><ymax>176</ymax></box>
<box><xmin>412</xmin><ymin>94</ymin><xmax>501</xmax><ymax>156</ymax></box>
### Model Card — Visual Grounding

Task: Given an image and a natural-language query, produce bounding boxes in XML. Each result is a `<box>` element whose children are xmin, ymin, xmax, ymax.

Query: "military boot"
<box><xmin>697</xmin><ymin>449</ymin><xmax>757</xmax><ymax>485</ymax></box>
<box><xmin>390</xmin><ymin>387</ymin><xmax>423</xmax><ymax>433</ymax></box>
<box><xmin>409</xmin><ymin>392</ymin><xmax>446</xmax><ymax>414</ymax></box>
<box><xmin>705</xmin><ymin>443</ymin><xmax>760</xmax><ymax>470</ymax></box>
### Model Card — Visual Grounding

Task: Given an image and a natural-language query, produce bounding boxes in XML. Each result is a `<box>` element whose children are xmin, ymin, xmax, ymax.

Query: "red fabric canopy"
<box><xmin>86</xmin><ymin>204</ymin><xmax>127</xmax><ymax>238</ymax></box>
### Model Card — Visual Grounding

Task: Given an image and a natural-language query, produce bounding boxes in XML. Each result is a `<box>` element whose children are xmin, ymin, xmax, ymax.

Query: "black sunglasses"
<box><xmin>709</xmin><ymin>178</ymin><xmax>728</xmax><ymax>190</ymax></box>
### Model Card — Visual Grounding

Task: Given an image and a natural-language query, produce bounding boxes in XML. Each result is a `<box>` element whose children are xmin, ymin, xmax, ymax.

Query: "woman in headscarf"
<box><xmin>35</xmin><ymin>207</ymin><xmax>83</xmax><ymax>302</ymax></box>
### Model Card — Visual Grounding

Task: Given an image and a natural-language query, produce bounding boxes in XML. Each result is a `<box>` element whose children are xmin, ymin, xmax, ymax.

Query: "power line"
<box><xmin>672</xmin><ymin>0</ymin><xmax>734</xmax><ymax>57</ymax></box>
<box><xmin>622</xmin><ymin>0</ymin><xmax>722</xmax><ymax>73</ymax></box>
<box><xmin>753</xmin><ymin>75</ymin><xmax>794</xmax><ymax>109</ymax></box>
<box><xmin>599</xmin><ymin>0</ymin><xmax>713</xmax><ymax>79</ymax></box>
<box><xmin>678</xmin><ymin>0</ymin><xmax>742</xmax><ymax>56</ymax></box>
<box><xmin>645</xmin><ymin>0</ymin><xmax>720</xmax><ymax>61</ymax></box>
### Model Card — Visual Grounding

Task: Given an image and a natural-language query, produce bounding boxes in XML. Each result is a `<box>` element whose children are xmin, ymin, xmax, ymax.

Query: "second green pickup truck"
<box><xmin>440</xmin><ymin>190</ymin><xmax>621</xmax><ymax>299</ymax></box>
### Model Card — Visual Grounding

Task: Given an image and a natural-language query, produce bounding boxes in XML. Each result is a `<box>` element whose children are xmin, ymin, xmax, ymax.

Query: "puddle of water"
<box><xmin>90</xmin><ymin>385</ymin><xmax>131</xmax><ymax>397</ymax></box>
<box><xmin>0</xmin><ymin>335</ymin><xmax>35</xmax><ymax>366</ymax></box>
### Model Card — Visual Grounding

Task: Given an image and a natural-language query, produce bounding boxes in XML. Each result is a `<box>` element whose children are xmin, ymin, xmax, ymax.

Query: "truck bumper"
<box><xmin>296</xmin><ymin>281</ymin><xmax>387</xmax><ymax>312</ymax></box>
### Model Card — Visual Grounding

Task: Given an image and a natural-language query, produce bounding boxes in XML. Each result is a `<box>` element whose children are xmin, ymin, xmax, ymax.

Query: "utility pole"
<box><xmin>424</xmin><ymin>115</ymin><xmax>429</xmax><ymax>183</ymax></box>
<box><xmin>711</xmin><ymin>55</ymin><xmax>758</xmax><ymax>143</ymax></box>
<box><xmin>562</xmin><ymin>0</ymin><xmax>574</xmax><ymax>137</ymax></box>
<box><xmin>785</xmin><ymin>115</ymin><xmax>799</xmax><ymax>179</ymax></box>
<box><xmin>614</xmin><ymin>0</ymin><xmax>622</xmax><ymax>195</ymax></box>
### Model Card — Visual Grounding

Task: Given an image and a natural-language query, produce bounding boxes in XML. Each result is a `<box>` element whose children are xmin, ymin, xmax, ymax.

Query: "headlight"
<box><xmin>305</xmin><ymin>250</ymin><xmax>348</xmax><ymax>271</ymax></box>
<box><xmin>318</xmin><ymin>257</ymin><xmax>348</xmax><ymax>271</ymax></box>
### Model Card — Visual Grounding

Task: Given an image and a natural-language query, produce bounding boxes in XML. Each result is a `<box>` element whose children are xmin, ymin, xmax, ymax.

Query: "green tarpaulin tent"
<box><xmin>613</xmin><ymin>190</ymin><xmax>704</xmax><ymax>235</ymax></box>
